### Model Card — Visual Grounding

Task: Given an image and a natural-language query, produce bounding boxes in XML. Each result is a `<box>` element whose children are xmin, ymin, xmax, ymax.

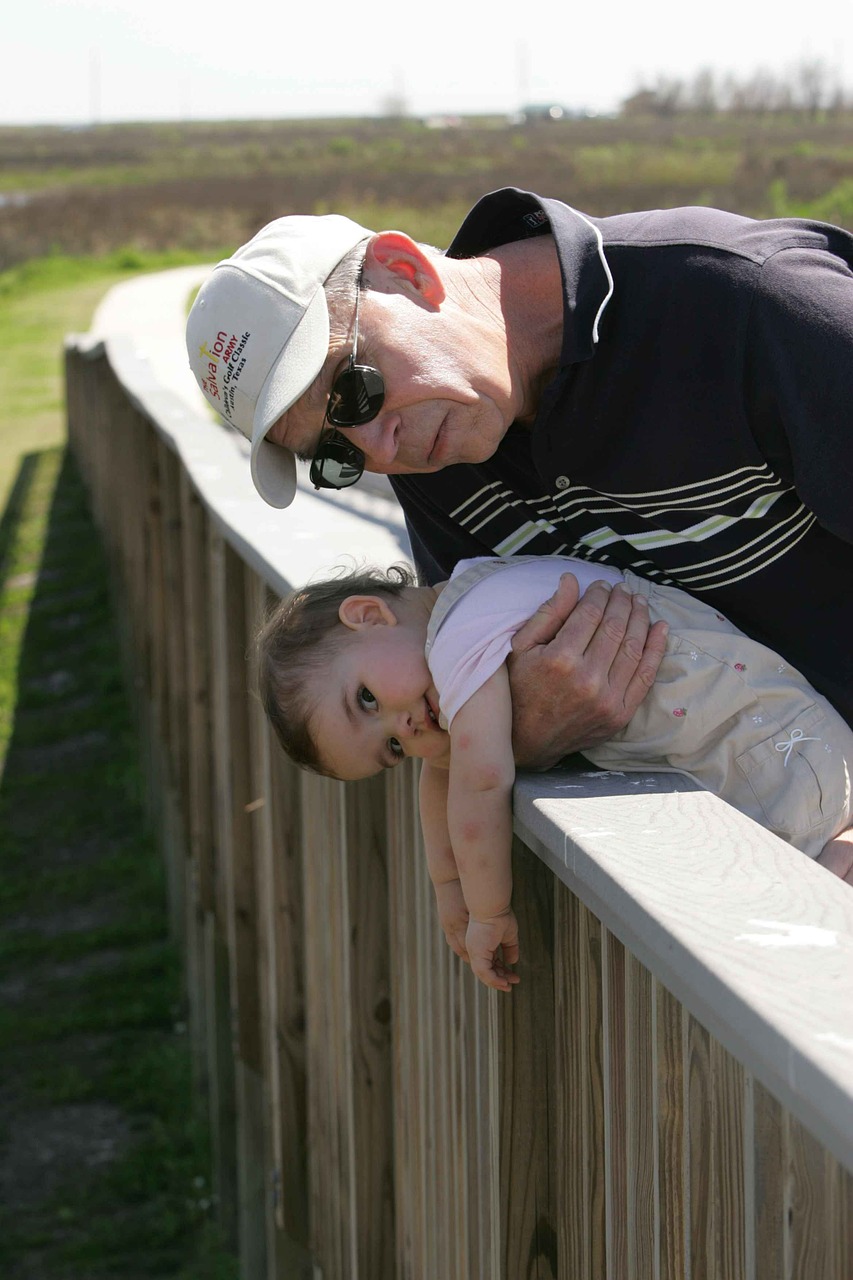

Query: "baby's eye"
<box><xmin>388</xmin><ymin>738</ymin><xmax>404</xmax><ymax>761</ymax></box>
<box><xmin>358</xmin><ymin>687</ymin><xmax>377</xmax><ymax>711</ymax></box>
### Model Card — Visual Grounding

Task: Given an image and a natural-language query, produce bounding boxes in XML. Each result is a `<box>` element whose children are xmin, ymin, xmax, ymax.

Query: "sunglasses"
<box><xmin>309</xmin><ymin>263</ymin><xmax>384</xmax><ymax>491</ymax></box>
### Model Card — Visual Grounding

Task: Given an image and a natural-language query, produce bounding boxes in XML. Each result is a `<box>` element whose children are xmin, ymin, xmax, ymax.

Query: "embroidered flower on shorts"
<box><xmin>673</xmin><ymin>707</ymin><xmax>687</xmax><ymax>718</ymax></box>
<box><xmin>751</xmin><ymin>714</ymin><xmax>765</xmax><ymax>725</ymax></box>
<box><xmin>689</xmin><ymin>650</ymin><xmax>699</xmax><ymax>661</ymax></box>
<box><xmin>777</xmin><ymin>663</ymin><xmax>786</xmax><ymax>674</ymax></box>
<box><xmin>734</xmin><ymin>662</ymin><xmax>746</xmax><ymax>672</ymax></box>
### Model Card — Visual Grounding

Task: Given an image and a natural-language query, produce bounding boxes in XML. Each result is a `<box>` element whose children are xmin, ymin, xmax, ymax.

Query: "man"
<box><xmin>186</xmin><ymin>187</ymin><xmax>853</xmax><ymax>772</ymax></box>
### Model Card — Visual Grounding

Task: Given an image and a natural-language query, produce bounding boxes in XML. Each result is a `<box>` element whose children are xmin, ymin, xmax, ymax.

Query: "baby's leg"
<box><xmin>817</xmin><ymin>828</ymin><xmax>853</xmax><ymax>885</ymax></box>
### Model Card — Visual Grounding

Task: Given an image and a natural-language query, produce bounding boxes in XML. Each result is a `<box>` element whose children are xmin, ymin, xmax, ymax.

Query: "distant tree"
<box><xmin>689</xmin><ymin>68</ymin><xmax>719</xmax><ymax>115</ymax></box>
<box><xmin>620</xmin><ymin>58</ymin><xmax>851</xmax><ymax>119</ymax></box>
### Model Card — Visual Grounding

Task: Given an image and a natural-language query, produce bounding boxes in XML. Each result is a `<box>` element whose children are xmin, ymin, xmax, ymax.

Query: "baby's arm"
<box><xmin>447</xmin><ymin>666</ymin><xmax>520</xmax><ymax>991</ymax></box>
<box><xmin>419</xmin><ymin>762</ymin><xmax>470</xmax><ymax>960</ymax></box>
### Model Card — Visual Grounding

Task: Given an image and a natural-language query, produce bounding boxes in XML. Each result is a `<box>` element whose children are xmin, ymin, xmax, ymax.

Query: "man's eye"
<box><xmin>358</xmin><ymin>687</ymin><xmax>377</xmax><ymax>711</ymax></box>
<box><xmin>388</xmin><ymin>738</ymin><xmax>404</xmax><ymax>760</ymax></box>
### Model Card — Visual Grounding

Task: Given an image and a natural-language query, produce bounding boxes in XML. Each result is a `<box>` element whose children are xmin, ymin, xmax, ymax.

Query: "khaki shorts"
<box><xmin>585</xmin><ymin>572</ymin><xmax>853</xmax><ymax>858</ymax></box>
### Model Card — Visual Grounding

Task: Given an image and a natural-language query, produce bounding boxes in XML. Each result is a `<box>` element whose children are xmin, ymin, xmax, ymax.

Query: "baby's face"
<box><xmin>309</xmin><ymin>619</ymin><xmax>449</xmax><ymax>781</ymax></box>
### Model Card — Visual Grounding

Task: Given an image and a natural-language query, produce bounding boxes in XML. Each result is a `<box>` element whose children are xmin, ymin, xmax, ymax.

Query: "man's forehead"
<box><xmin>268</xmin><ymin>349</ymin><xmax>336</xmax><ymax>455</ymax></box>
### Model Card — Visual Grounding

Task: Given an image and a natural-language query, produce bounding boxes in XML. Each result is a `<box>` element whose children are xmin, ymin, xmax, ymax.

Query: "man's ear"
<box><xmin>338</xmin><ymin>594</ymin><xmax>398</xmax><ymax>631</ymax></box>
<box><xmin>364</xmin><ymin>231</ymin><xmax>445</xmax><ymax>308</ymax></box>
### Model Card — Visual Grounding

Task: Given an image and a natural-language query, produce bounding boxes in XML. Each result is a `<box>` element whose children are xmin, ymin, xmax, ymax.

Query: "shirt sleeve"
<box><xmin>744</xmin><ymin>242</ymin><xmax>853</xmax><ymax>545</ymax></box>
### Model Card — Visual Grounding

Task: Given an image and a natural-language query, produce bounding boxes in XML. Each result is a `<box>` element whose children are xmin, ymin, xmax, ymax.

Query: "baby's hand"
<box><xmin>434</xmin><ymin>880</ymin><xmax>470</xmax><ymax>961</ymax></box>
<box><xmin>466</xmin><ymin>911</ymin><xmax>521</xmax><ymax>992</ymax></box>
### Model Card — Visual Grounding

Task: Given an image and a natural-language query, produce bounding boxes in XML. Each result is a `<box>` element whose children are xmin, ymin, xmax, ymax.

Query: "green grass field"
<box><xmin>0</xmin><ymin>259</ymin><xmax>236</xmax><ymax>1278</ymax></box>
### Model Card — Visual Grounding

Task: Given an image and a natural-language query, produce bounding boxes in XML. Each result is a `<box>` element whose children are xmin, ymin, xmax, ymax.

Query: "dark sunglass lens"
<box><xmin>310</xmin><ymin>435</ymin><xmax>364</xmax><ymax>490</ymax></box>
<box><xmin>327</xmin><ymin>365</ymin><xmax>384</xmax><ymax>428</ymax></box>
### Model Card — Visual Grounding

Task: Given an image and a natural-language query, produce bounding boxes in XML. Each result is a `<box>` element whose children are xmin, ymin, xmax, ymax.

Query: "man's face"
<box><xmin>267</xmin><ymin>281</ymin><xmax>515</xmax><ymax>479</ymax></box>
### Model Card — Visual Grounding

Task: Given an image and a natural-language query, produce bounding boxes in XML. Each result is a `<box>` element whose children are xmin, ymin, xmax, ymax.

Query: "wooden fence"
<box><xmin>64</xmin><ymin>276</ymin><xmax>853</xmax><ymax>1280</ymax></box>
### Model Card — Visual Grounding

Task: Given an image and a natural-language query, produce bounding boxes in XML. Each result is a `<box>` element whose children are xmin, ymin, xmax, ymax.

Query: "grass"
<box><xmin>0</xmin><ymin>260</ymin><xmax>236</xmax><ymax>1277</ymax></box>
<box><xmin>0</xmin><ymin>250</ymin><xmax>218</xmax><ymax>511</ymax></box>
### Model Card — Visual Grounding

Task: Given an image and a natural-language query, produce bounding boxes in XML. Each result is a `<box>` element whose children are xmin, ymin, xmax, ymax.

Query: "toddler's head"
<box><xmin>258</xmin><ymin>563</ymin><xmax>444</xmax><ymax>779</ymax></box>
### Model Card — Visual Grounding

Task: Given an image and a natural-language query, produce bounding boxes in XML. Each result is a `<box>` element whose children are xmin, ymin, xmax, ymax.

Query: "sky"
<box><xmin>4</xmin><ymin>0</ymin><xmax>850</xmax><ymax>126</ymax></box>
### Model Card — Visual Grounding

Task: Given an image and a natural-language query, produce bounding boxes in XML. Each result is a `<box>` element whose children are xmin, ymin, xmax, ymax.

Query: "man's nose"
<box><xmin>344</xmin><ymin>410</ymin><xmax>400</xmax><ymax>470</ymax></box>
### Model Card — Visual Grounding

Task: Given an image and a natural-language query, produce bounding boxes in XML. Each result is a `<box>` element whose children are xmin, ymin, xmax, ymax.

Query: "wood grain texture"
<box><xmin>626</xmin><ymin>953</ymin><xmax>655</xmax><ymax>1280</ymax></box>
<box><xmin>500</xmin><ymin>838</ymin><xmax>558</xmax><ymax>1280</ymax></box>
<box><xmin>243</xmin><ymin>570</ymin><xmax>309</xmax><ymax>1267</ymax></box>
<box><xmin>711</xmin><ymin>1040</ymin><xmax>746</xmax><ymax>1280</ymax></box>
<box><xmin>557</xmin><ymin>885</ymin><xmax>606</xmax><ymax>1280</ymax></box>
<box><xmin>604</xmin><ymin>928</ymin><xmax>629</xmax><ymax>1280</ymax></box>
<box><xmin>345</xmin><ymin>774</ymin><xmax>395</xmax><ymax>1280</ymax></box>
<box><xmin>516</xmin><ymin>780</ymin><xmax>853</xmax><ymax>1175</ymax></box>
<box><xmin>208</xmin><ymin>532</ymin><xmax>266</xmax><ymax>1279</ymax></box>
<box><xmin>752</xmin><ymin>1081</ymin><xmax>787</xmax><ymax>1280</ymax></box>
<box><xmin>656</xmin><ymin>982</ymin><xmax>686</xmax><ymax>1280</ymax></box>
<box><xmin>302</xmin><ymin>773</ymin><xmax>348</xmax><ymax>1278</ymax></box>
<box><xmin>687</xmin><ymin>1017</ymin><xmax>715</xmax><ymax>1280</ymax></box>
<box><xmin>788</xmin><ymin>1115</ymin><xmax>831</xmax><ymax>1280</ymax></box>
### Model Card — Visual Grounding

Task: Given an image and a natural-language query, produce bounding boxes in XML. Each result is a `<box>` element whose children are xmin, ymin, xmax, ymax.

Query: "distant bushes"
<box><xmin>2</xmin><ymin>113</ymin><xmax>853</xmax><ymax>272</ymax></box>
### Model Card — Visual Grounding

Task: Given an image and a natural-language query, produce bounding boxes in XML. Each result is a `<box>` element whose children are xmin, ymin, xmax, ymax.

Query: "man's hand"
<box><xmin>507</xmin><ymin>575</ymin><xmax>668</xmax><ymax>768</ymax></box>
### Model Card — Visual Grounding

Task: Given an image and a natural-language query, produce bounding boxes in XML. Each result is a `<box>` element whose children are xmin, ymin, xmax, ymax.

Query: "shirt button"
<box><xmin>555</xmin><ymin>475</ymin><xmax>571</xmax><ymax>490</ymax></box>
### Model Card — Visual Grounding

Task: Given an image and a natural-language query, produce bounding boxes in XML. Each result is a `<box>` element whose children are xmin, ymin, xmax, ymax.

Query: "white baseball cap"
<box><xmin>186</xmin><ymin>214</ymin><xmax>372</xmax><ymax>508</ymax></box>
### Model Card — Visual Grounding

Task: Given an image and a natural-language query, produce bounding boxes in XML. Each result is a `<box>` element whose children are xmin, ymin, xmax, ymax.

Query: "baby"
<box><xmin>258</xmin><ymin>555</ymin><xmax>853</xmax><ymax>991</ymax></box>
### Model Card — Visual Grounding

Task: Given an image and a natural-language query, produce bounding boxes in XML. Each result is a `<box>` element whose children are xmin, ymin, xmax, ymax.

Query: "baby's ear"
<box><xmin>338</xmin><ymin>595</ymin><xmax>398</xmax><ymax>630</ymax></box>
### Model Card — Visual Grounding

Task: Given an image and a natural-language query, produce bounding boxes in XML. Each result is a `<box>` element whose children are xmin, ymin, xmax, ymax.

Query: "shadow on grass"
<box><xmin>0</xmin><ymin>448</ymin><xmax>235</xmax><ymax>1279</ymax></box>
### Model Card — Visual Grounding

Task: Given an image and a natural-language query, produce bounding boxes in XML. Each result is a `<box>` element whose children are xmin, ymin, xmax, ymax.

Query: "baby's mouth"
<box><xmin>425</xmin><ymin>695</ymin><xmax>439</xmax><ymax>726</ymax></box>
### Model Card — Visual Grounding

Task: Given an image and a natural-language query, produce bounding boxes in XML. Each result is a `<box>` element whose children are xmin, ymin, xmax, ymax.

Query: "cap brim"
<box><xmin>250</xmin><ymin>287</ymin><xmax>330</xmax><ymax>509</ymax></box>
<box><xmin>250</xmin><ymin>435</ymin><xmax>297</xmax><ymax>509</ymax></box>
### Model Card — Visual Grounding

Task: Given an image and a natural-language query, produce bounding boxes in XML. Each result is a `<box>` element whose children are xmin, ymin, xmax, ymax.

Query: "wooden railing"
<box><xmin>65</xmin><ymin>272</ymin><xmax>853</xmax><ymax>1280</ymax></box>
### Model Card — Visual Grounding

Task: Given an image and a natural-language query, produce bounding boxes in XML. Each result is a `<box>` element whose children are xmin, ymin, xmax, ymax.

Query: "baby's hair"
<box><xmin>257</xmin><ymin>562</ymin><xmax>417</xmax><ymax>775</ymax></box>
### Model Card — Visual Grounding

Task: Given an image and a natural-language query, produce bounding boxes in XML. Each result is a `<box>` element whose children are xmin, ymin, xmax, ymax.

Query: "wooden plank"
<box><xmin>656</xmin><ymin>982</ymin><xmax>686</xmax><ymax>1280</ymax></box>
<box><xmin>266</xmin><ymin>732</ymin><xmax>308</xmax><ymax>1245</ymax></box>
<box><xmin>386</xmin><ymin>764</ymin><xmax>418</xmax><ymax>1280</ymax></box>
<box><xmin>177</xmin><ymin>474</ymin><xmax>214</xmax><ymax>1093</ymax></box>
<box><xmin>753</xmin><ymin>1081</ymin><xmax>787</xmax><ymax>1280</ymax></box>
<box><xmin>626</xmin><ymin>953</ymin><xmax>655</xmax><ymax>1280</ymax></box>
<box><xmin>604</xmin><ymin>927</ymin><xmax>629</xmax><ymax>1280</ymax></box>
<box><xmin>302</xmin><ymin>772</ymin><xmax>347</xmax><ymax>1277</ymax></box>
<box><xmin>178</xmin><ymin>477</ymin><xmax>215</xmax><ymax>914</ymax></box>
<box><xmin>345</xmin><ymin>774</ymin><xmax>395</xmax><ymax>1279</ymax></box>
<box><xmin>244</xmin><ymin>568</ymin><xmax>310</xmax><ymax>1275</ymax></box>
<box><xmin>556</xmin><ymin>885</ymin><xmax>606</xmax><ymax>1280</ymax></box>
<box><xmin>788</xmin><ymin>1114</ymin><xmax>831</xmax><ymax>1280</ymax></box>
<box><xmin>414</xmin><ymin>777</ymin><xmax>436</xmax><ymax>1280</ymax></box>
<box><xmin>208</xmin><ymin>531</ymin><xmax>266</xmax><ymax>1279</ymax></box>
<box><xmin>158</xmin><ymin>439</ymin><xmax>189</xmax><ymax>808</ymax></box>
<box><xmin>711</xmin><ymin>1039</ymin><xmax>746</xmax><ymax>1280</ymax></box>
<box><xmin>500</xmin><ymin>838</ymin><xmax>557</xmax><ymax>1280</ymax></box>
<box><xmin>515</xmin><ymin>780</ymin><xmax>853</xmax><ymax>1177</ymax></box>
<box><xmin>157</xmin><ymin>441</ymin><xmax>190</xmax><ymax>1014</ymax></box>
<box><xmin>837</xmin><ymin>1163</ymin><xmax>853</xmax><ymax>1280</ymax></box>
<box><xmin>687</xmin><ymin>1017</ymin><xmax>715</xmax><ymax>1280</ymax></box>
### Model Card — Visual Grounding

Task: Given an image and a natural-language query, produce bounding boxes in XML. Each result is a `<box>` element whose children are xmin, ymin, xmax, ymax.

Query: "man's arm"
<box><xmin>746</xmin><ymin>243</ymin><xmax>853</xmax><ymax>544</ymax></box>
<box><xmin>508</xmin><ymin>575</ymin><xmax>669</xmax><ymax>768</ymax></box>
<box><xmin>446</xmin><ymin>668</ymin><xmax>520</xmax><ymax>991</ymax></box>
